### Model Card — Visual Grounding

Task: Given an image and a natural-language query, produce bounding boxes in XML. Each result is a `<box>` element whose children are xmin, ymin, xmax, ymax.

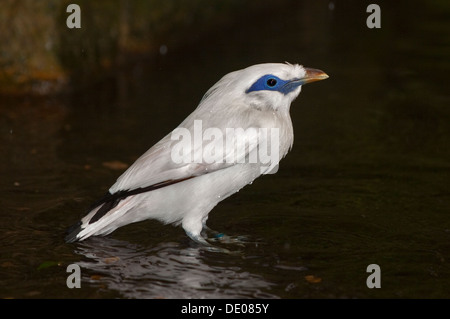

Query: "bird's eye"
<box><xmin>266</xmin><ymin>78</ymin><xmax>277</xmax><ymax>87</ymax></box>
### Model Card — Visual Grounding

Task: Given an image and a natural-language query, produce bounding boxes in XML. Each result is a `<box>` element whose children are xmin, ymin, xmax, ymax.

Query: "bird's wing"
<box><xmin>109</xmin><ymin>119</ymin><xmax>264</xmax><ymax>194</ymax></box>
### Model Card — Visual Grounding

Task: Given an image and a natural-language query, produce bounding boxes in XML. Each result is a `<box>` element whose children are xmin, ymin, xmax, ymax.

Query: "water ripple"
<box><xmin>74</xmin><ymin>238</ymin><xmax>278</xmax><ymax>299</ymax></box>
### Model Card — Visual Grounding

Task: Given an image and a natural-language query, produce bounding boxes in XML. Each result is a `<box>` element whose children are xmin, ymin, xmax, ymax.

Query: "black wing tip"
<box><xmin>65</xmin><ymin>221</ymin><xmax>82</xmax><ymax>243</ymax></box>
<box><xmin>64</xmin><ymin>191</ymin><xmax>114</xmax><ymax>243</ymax></box>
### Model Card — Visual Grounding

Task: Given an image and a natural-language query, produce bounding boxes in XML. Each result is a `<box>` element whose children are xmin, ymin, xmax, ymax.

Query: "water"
<box><xmin>1</xmin><ymin>0</ymin><xmax>450</xmax><ymax>299</ymax></box>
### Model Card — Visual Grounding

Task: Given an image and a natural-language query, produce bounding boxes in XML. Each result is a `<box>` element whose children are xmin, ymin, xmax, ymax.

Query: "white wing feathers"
<box><xmin>109</xmin><ymin>118</ymin><xmax>265</xmax><ymax>194</ymax></box>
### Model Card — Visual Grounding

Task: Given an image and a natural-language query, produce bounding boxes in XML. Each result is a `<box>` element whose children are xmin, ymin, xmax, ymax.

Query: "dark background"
<box><xmin>1</xmin><ymin>0</ymin><xmax>449</xmax><ymax>298</ymax></box>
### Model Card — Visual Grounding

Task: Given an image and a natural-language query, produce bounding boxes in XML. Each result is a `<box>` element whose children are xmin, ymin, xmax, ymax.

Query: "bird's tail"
<box><xmin>65</xmin><ymin>193</ymin><xmax>135</xmax><ymax>243</ymax></box>
<box><xmin>65</xmin><ymin>220</ymin><xmax>84</xmax><ymax>243</ymax></box>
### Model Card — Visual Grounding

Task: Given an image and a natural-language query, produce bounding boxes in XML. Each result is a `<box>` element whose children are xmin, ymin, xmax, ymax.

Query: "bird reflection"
<box><xmin>74</xmin><ymin>237</ymin><xmax>278</xmax><ymax>298</ymax></box>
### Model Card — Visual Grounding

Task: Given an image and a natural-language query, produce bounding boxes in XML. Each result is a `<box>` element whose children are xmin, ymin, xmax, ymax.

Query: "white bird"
<box><xmin>65</xmin><ymin>62</ymin><xmax>328</xmax><ymax>247</ymax></box>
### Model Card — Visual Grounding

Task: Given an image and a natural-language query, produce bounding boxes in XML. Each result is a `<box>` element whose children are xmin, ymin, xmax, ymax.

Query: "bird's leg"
<box><xmin>183</xmin><ymin>218</ymin><xmax>231</xmax><ymax>253</ymax></box>
<box><xmin>183</xmin><ymin>218</ymin><xmax>246</xmax><ymax>253</ymax></box>
<box><xmin>201</xmin><ymin>223</ymin><xmax>250</xmax><ymax>246</ymax></box>
<box><xmin>185</xmin><ymin>231</ymin><xmax>233</xmax><ymax>254</ymax></box>
<box><xmin>186</xmin><ymin>230</ymin><xmax>211</xmax><ymax>246</ymax></box>
<box><xmin>201</xmin><ymin>224</ymin><xmax>225</xmax><ymax>240</ymax></box>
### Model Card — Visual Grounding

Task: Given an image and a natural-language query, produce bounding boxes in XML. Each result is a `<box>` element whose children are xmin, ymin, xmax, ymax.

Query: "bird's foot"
<box><xmin>201</xmin><ymin>225</ymin><xmax>225</xmax><ymax>239</ymax></box>
<box><xmin>186</xmin><ymin>231</ymin><xmax>237</xmax><ymax>254</ymax></box>
<box><xmin>201</xmin><ymin>225</ymin><xmax>252</xmax><ymax>246</ymax></box>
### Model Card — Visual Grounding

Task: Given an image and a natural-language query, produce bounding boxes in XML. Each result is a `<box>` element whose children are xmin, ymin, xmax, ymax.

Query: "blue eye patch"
<box><xmin>245</xmin><ymin>74</ymin><xmax>302</xmax><ymax>95</ymax></box>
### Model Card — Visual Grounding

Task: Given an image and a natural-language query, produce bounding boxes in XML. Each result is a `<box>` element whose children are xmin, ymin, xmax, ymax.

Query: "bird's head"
<box><xmin>244</xmin><ymin>63</ymin><xmax>328</xmax><ymax>111</ymax></box>
<box><xmin>200</xmin><ymin>63</ymin><xmax>328</xmax><ymax>113</ymax></box>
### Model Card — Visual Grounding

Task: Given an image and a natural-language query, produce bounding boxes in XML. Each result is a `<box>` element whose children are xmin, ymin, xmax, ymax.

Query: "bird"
<box><xmin>65</xmin><ymin>62</ymin><xmax>328</xmax><ymax>248</ymax></box>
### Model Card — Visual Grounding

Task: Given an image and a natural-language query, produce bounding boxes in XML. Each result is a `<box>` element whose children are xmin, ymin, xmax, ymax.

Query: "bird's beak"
<box><xmin>297</xmin><ymin>68</ymin><xmax>329</xmax><ymax>85</ymax></box>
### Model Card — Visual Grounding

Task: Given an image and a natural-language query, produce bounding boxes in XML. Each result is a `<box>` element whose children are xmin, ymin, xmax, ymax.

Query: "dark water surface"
<box><xmin>1</xmin><ymin>1</ymin><xmax>450</xmax><ymax>298</ymax></box>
